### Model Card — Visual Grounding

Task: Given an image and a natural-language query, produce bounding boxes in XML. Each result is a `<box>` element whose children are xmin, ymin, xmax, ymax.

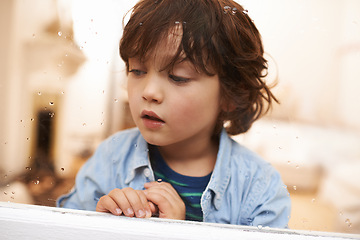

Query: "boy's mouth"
<box><xmin>141</xmin><ymin>110</ymin><xmax>165</xmax><ymax>123</ymax></box>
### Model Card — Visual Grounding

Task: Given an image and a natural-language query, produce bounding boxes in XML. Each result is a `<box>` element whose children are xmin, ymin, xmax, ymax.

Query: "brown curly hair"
<box><xmin>120</xmin><ymin>0</ymin><xmax>278</xmax><ymax>135</ymax></box>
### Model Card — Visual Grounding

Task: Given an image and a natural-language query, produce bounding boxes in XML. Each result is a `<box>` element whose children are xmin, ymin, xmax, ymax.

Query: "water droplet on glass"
<box><xmin>175</xmin><ymin>21</ymin><xmax>180</xmax><ymax>25</ymax></box>
<box><xmin>257</xmin><ymin>225</ymin><xmax>263</xmax><ymax>230</ymax></box>
<box><xmin>34</xmin><ymin>180</ymin><xmax>40</xmax><ymax>185</ymax></box>
<box><xmin>139</xmin><ymin>22</ymin><xmax>143</xmax><ymax>26</ymax></box>
<box><xmin>278</xmin><ymin>146</ymin><xmax>283</xmax><ymax>150</ymax></box>
<box><xmin>49</xmin><ymin>112</ymin><xmax>55</xmax><ymax>118</ymax></box>
<box><xmin>83</xmin><ymin>123</ymin><xmax>87</xmax><ymax>127</ymax></box>
<box><xmin>12</xmin><ymin>192</ymin><xmax>15</xmax><ymax>195</ymax></box>
<box><xmin>32</xmin><ymin>33</ymin><xmax>36</xmax><ymax>38</ymax></box>
<box><xmin>293</xmin><ymin>186</ymin><xmax>297</xmax><ymax>190</ymax></box>
<box><xmin>26</xmin><ymin>137</ymin><xmax>30</xmax><ymax>141</ymax></box>
<box><xmin>287</xmin><ymin>161</ymin><xmax>291</xmax><ymax>164</ymax></box>
<box><xmin>61</xmin><ymin>91</ymin><xmax>65</xmax><ymax>94</ymax></box>
<box><xmin>6</xmin><ymin>184</ymin><xmax>10</xmax><ymax>187</ymax></box>
<box><xmin>311</xmin><ymin>198</ymin><xmax>316</xmax><ymax>203</ymax></box>
<box><xmin>345</xmin><ymin>219</ymin><xmax>352</xmax><ymax>227</ymax></box>
<box><xmin>49</xmin><ymin>101</ymin><xmax>54</xmax><ymax>106</ymax></box>
<box><xmin>4</xmin><ymin>191</ymin><xmax>7</xmax><ymax>195</ymax></box>
<box><xmin>114</xmin><ymin>99</ymin><xmax>118</xmax><ymax>102</ymax></box>
<box><xmin>25</xmin><ymin>167</ymin><xmax>32</xmax><ymax>171</ymax></box>
<box><xmin>61</xmin><ymin>168</ymin><xmax>65</xmax><ymax>171</ymax></box>
<box><xmin>58</xmin><ymin>31</ymin><xmax>62</xmax><ymax>37</ymax></box>
<box><xmin>295</xmin><ymin>165</ymin><xmax>299</xmax><ymax>169</ymax></box>
<box><xmin>223</xmin><ymin>6</ymin><xmax>231</xmax><ymax>14</ymax></box>
<box><xmin>231</xmin><ymin>7</ymin><xmax>237</xmax><ymax>15</ymax></box>
<box><xmin>38</xmin><ymin>92</ymin><xmax>42</xmax><ymax>95</ymax></box>
<box><xmin>30</xmin><ymin>118</ymin><xmax>34</xmax><ymax>121</ymax></box>
<box><xmin>242</xmin><ymin>9</ymin><xmax>249</xmax><ymax>14</ymax></box>
<box><xmin>339</xmin><ymin>211</ymin><xmax>343</xmax><ymax>216</ymax></box>
<box><xmin>134</xmin><ymin>144</ymin><xmax>138</xmax><ymax>148</ymax></box>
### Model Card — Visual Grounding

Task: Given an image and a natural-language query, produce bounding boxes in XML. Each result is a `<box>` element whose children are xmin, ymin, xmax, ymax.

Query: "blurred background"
<box><xmin>0</xmin><ymin>0</ymin><xmax>359</xmax><ymax>235</ymax></box>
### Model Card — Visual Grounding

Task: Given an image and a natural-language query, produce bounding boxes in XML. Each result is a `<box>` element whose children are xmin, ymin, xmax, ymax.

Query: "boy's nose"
<box><xmin>142</xmin><ymin>74</ymin><xmax>164</xmax><ymax>103</ymax></box>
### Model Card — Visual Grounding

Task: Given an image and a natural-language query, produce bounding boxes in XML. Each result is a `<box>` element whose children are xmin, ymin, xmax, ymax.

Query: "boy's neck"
<box><xmin>157</xmin><ymin>135</ymin><xmax>219</xmax><ymax>177</ymax></box>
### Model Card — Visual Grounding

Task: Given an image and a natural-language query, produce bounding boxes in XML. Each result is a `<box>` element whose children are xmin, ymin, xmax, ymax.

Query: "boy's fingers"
<box><xmin>145</xmin><ymin>181</ymin><xmax>179</xmax><ymax>200</ymax></box>
<box><xmin>118</xmin><ymin>188</ymin><xmax>149</xmax><ymax>218</ymax></box>
<box><xmin>135</xmin><ymin>190</ymin><xmax>152</xmax><ymax>218</ymax></box>
<box><xmin>96</xmin><ymin>195</ymin><xmax>122</xmax><ymax>216</ymax></box>
<box><xmin>108</xmin><ymin>188</ymin><xmax>134</xmax><ymax>217</ymax></box>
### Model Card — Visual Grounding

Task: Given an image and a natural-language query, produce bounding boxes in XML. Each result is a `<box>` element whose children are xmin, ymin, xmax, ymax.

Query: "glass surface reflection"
<box><xmin>0</xmin><ymin>0</ymin><xmax>359</xmax><ymax>235</ymax></box>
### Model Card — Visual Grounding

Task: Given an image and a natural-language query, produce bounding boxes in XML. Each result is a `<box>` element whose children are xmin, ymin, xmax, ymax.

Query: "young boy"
<box><xmin>57</xmin><ymin>0</ymin><xmax>291</xmax><ymax>228</ymax></box>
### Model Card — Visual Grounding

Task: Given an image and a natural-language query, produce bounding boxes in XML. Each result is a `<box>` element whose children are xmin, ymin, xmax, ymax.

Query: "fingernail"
<box><xmin>146</xmin><ymin>210</ymin><xmax>152</xmax><ymax>218</ymax></box>
<box><xmin>126</xmin><ymin>208</ymin><xmax>134</xmax><ymax>216</ymax></box>
<box><xmin>115</xmin><ymin>208</ymin><xmax>122</xmax><ymax>215</ymax></box>
<box><xmin>137</xmin><ymin>209</ymin><xmax>145</xmax><ymax>217</ymax></box>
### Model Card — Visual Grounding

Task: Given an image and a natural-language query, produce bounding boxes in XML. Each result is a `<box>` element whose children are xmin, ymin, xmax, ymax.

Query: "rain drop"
<box><xmin>231</xmin><ymin>7</ymin><xmax>237</xmax><ymax>15</ymax></box>
<box><xmin>114</xmin><ymin>98</ymin><xmax>118</xmax><ymax>102</ymax></box>
<box><xmin>38</xmin><ymin>92</ymin><xmax>42</xmax><ymax>95</ymax></box>
<box><xmin>26</xmin><ymin>137</ymin><xmax>30</xmax><ymax>141</ymax></box>
<box><xmin>311</xmin><ymin>198</ymin><xmax>316</xmax><ymax>203</ymax></box>
<box><xmin>293</xmin><ymin>186</ymin><xmax>297</xmax><ymax>190</ymax></box>
<box><xmin>61</xmin><ymin>168</ymin><xmax>65</xmax><ymax>171</ymax></box>
<box><xmin>295</xmin><ymin>165</ymin><xmax>300</xmax><ymax>169</ymax></box>
<box><xmin>223</xmin><ymin>6</ymin><xmax>231</xmax><ymax>14</ymax></box>
<box><xmin>49</xmin><ymin>101</ymin><xmax>54</xmax><ymax>105</ymax></box>
<box><xmin>242</xmin><ymin>9</ymin><xmax>249</xmax><ymax>14</ymax></box>
<box><xmin>32</xmin><ymin>33</ymin><xmax>36</xmax><ymax>38</ymax></box>
<box><xmin>30</xmin><ymin>118</ymin><xmax>34</xmax><ymax>121</ymax></box>
<box><xmin>58</xmin><ymin>31</ymin><xmax>62</xmax><ymax>37</ymax></box>
<box><xmin>345</xmin><ymin>219</ymin><xmax>352</xmax><ymax>227</ymax></box>
<box><xmin>257</xmin><ymin>225</ymin><xmax>263</xmax><ymax>230</ymax></box>
<box><xmin>83</xmin><ymin>123</ymin><xmax>87</xmax><ymax>127</ymax></box>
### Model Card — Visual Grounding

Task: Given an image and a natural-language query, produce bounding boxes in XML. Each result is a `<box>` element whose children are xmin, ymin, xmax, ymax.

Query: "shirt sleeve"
<box><xmin>56</xmin><ymin>141</ymin><xmax>113</xmax><ymax>211</ymax></box>
<box><xmin>243</xmin><ymin>165</ymin><xmax>291</xmax><ymax>228</ymax></box>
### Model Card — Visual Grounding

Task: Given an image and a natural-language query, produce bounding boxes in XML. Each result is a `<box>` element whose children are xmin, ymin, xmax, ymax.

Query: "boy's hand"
<box><xmin>96</xmin><ymin>187</ymin><xmax>152</xmax><ymax>218</ymax></box>
<box><xmin>144</xmin><ymin>181</ymin><xmax>186</xmax><ymax>220</ymax></box>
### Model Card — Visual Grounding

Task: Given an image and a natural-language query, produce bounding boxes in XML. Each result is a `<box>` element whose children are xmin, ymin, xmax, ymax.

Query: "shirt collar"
<box><xmin>123</xmin><ymin>128</ymin><xmax>233</xmax><ymax>207</ymax></box>
<box><xmin>125</xmin><ymin>131</ymin><xmax>151</xmax><ymax>184</ymax></box>
<box><xmin>206</xmin><ymin>128</ymin><xmax>232</xmax><ymax>210</ymax></box>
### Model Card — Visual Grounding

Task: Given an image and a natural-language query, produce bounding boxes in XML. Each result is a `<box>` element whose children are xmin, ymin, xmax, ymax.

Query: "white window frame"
<box><xmin>0</xmin><ymin>202</ymin><xmax>358</xmax><ymax>240</ymax></box>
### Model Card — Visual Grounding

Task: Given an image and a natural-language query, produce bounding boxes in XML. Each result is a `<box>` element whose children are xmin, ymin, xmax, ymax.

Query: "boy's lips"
<box><xmin>141</xmin><ymin>110</ymin><xmax>165</xmax><ymax>129</ymax></box>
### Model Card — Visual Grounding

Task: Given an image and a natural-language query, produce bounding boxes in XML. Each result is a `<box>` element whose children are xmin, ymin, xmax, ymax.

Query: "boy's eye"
<box><xmin>129</xmin><ymin>69</ymin><xmax>146</xmax><ymax>76</ymax></box>
<box><xmin>169</xmin><ymin>74</ymin><xmax>190</xmax><ymax>84</ymax></box>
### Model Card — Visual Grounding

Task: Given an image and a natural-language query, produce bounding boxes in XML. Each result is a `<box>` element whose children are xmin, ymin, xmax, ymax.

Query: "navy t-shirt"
<box><xmin>149</xmin><ymin>145</ymin><xmax>211</xmax><ymax>221</ymax></box>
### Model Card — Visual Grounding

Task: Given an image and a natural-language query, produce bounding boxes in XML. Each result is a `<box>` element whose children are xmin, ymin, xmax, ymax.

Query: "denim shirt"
<box><xmin>57</xmin><ymin>128</ymin><xmax>291</xmax><ymax>228</ymax></box>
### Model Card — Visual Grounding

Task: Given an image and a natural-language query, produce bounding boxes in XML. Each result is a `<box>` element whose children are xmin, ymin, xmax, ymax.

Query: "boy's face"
<box><xmin>127</xmin><ymin>33</ymin><xmax>221</xmax><ymax>147</ymax></box>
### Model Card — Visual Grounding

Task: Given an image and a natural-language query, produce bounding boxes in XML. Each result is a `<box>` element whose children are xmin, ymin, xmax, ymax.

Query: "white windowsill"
<box><xmin>0</xmin><ymin>202</ymin><xmax>358</xmax><ymax>240</ymax></box>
